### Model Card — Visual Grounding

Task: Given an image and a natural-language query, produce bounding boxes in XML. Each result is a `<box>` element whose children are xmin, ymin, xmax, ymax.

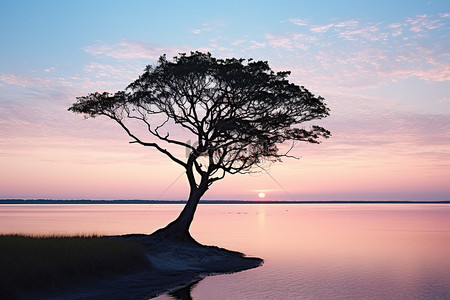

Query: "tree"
<box><xmin>69</xmin><ymin>52</ymin><xmax>330</xmax><ymax>242</ymax></box>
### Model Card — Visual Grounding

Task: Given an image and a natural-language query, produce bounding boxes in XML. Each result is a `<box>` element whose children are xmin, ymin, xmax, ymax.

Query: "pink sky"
<box><xmin>0</xmin><ymin>2</ymin><xmax>449</xmax><ymax>201</ymax></box>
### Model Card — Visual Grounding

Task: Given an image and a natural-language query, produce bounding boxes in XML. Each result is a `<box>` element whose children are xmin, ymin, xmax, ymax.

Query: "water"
<box><xmin>1</xmin><ymin>203</ymin><xmax>449</xmax><ymax>299</ymax></box>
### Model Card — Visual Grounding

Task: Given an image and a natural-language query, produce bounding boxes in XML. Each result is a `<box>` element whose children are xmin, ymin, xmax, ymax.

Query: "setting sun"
<box><xmin>258</xmin><ymin>192</ymin><xmax>266</xmax><ymax>198</ymax></box>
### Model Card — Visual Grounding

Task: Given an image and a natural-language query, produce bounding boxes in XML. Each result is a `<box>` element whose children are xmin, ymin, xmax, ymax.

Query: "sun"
<box><xmin>258</xmin><ymin>192</ymin><xmax>266</xmax><ymax>199</ymax></box>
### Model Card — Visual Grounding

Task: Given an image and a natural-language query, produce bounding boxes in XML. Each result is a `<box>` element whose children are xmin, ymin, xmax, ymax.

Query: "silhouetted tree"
<box><xmin>69</xmin><ymin>52</ymin><xmax>330</xmax><ymax>242</ymax></box>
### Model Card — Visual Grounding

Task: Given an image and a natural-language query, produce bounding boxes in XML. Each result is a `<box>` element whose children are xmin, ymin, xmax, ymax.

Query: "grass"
<box><xmin>0</xmin><ymin>234</ymin><xmax>150</xmax><ymax>299</ymax></box>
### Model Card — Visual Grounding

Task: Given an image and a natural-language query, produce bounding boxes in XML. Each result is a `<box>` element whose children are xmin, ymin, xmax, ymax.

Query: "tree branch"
<box><xmin>113</xmin><ymin>117</ymin><xmax>187</xmax><ymax>168</ymax></box>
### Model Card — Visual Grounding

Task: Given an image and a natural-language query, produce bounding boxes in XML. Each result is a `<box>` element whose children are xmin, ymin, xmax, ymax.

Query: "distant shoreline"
<box><xmin>0</xmin><ymin>199</ymin><xmax>449</xmax><ymax>204</ymax></box>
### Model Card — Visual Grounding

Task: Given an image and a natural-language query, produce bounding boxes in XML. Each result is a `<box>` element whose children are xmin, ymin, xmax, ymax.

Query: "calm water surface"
<box><xmin>1</xmin><ymin>203</ymin><xmax>449</xmax><ymax>299</ymax></box>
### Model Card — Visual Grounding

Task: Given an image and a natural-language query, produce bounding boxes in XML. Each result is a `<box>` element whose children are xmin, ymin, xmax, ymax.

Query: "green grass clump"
<box><xmin>0</xmin><ymin>234</ymin><xmax>150</xmax><ymax>298</ymax></box>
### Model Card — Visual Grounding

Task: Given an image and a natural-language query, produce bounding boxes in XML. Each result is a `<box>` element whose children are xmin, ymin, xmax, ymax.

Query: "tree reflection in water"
<box><xmin>168</xmin><ymin>279</ymin><xmax>201</xmax><ymax>300</ymax></box>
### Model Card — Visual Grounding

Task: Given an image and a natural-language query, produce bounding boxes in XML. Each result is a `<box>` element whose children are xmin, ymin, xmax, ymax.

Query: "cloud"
<box><xmin>338</xmin><ymin>25</ymin><xmax>386</xmax><ymax>41</ymax></box>
<box><xmin>300</xmin><ymin>92</ymin><xmax>450</xmax><ymax>169</ymax></box>
<box><xmin>388</xmin><ymin>23</ymin><xmax>403</xmax><ymax>36</ymax></box>
<box><xmin>335</xmin><ymin>20</ymin><xmax>359</xmax><ymax>28</ymax></box>
<box><xmin>310</xmin><ymin>20</ymin><xmax>358</xmax><ymax>33</ymax></box>
<box><xmin>208</xmin><ymin>44</ymin><xmax>233</xmax><ymax>52</ymax></box>
<box><xmin>287</xmin><ymin>18</ymin><xmax>308</xmax><ymax>26</ymax></box>
<box><xmin>333</xmin><ymin>112</ymin><xmax>450</xmax><ymax>150</ymax></box>
<box><xmin>79</xmin><ymin>13</ymin><xmax>447</xmax><ymax>94</ymax></box>
<box><xmin>192</xmin><ymin>23</ymin><xmax>213</xmax><ymax>34</ymax></box>
<box><xmin>265</xmin><ymin>33</ymin><xmax>294</xmax><ymax>49</ymax></box>
<box><xmin>310</xmin><ymin>24</ymin><xmax>334</xmax><ymax>33</ymax></box>
<box><xmin>0</xmin><ymin>72</ymin><xmax>132</xmax><ymax>93</ymax></box>
<box><xmin>0</xmin><ymin>74</ymin><xmax>51</xmax><ymax>87</ymax></box>
<box><xmin>309</xmin><ymin>15</ymin><xmax>445</xmax><ymax>41</ymax></box>
<box><xmin>386</xmin><ymin>63</ymin><xmax>450</xmax><ymax>82</ymax></box>
<box><xmin>264</xmin><ymin>33</ymin><xmax>316</xmax><ymax>51</ymax></box>
<box><xmin>85</xmin><ymin>62</ymin><xmax>121</xmax><ymax>76</ymax></box>
<box><xmin>0</xmin><ymin>74</ymin><xmax>73</xmax><ymax>88</ymax></box>
<box><xmin>249</xmin><ymin>41</ymin><xmax>266</xmax><ymax>49</ymax></box>
<box><xmin>231</xmin><ymin>39</ymin><xmax>245</xmax><ymax>46</ymax></box>
<box><xmin>83</xmin><ymin>40</ymin><xmax>187</xmax><ymax>60</ymax></box>
<box><xmin>257</xmin><ymin>13</ymin><xmax>449</xmax><ymax>91</ymax></box>
<box><xmin>83</xmin><ymin>62</ymin><xmax>141</xmax><ymax>81</ymax></box>
<box><xmin>408</xmin><ymin>14</ymin><xmax>445</xmax><ymax>32</ymax></box>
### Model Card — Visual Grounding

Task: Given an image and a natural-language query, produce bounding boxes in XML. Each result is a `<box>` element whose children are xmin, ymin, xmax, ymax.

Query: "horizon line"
<box><xmin>1</xmin><ymin>199</ymin><xmax>449</xmax><ymax>204</ymax></box>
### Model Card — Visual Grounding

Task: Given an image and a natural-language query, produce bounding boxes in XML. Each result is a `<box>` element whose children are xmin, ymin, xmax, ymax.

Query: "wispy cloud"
<box><xmin>0</xmin><ymin>72</ymin><xmax>132</xmax><ymax>93</ymax></box>
<box><xmin>79</xmin><ymin>13</ymin><xmax>448</xmax><ymax>94</ymax></box>
<box><xmin>85</xmin><ymin>62</ymin><xmax>122</xmax><ymax>77</ymax></box>
<box><xmin>408</xmin><ymin>14</ymin><xmax>445</xmax><ymax>32</ymax></box>
<box><xmin>231</xmin><ymin>39</ymin><xmax>246</xmax><ymax>46</ymax></box>
<box><xmin>0</xmin><ymin>74</ymin><xmax>73</xmax><ymax>88</ymax></box>
<box><xmin>249</xmin><ymin>41</ymin><xmax>266</xmax><ymax>49</ymax></box>
<box><xmin>309</xmin><ymin>14</ymin><xmax>446</xmax><ymax>39</ymax></box>
<box><xmin>208</xmin><ymin>44</ymin><xmax>233</xmax><ymax>52</ymax></box>
<box><xmin>256</xmin><ymin>13</ymin><xmax>449</xmax><ymax>91</ymax></box>
<box><xmin>310</xmin><ymin>20</ymin><xmax>359</xmax><ymax>33</ymax></box>
<box><xmin>300</xmin><ymin>92</ymin><xmax>450</xmax><ymax>171</ymax></box>
<box><xmin>265</xmin><ymin>33</ymin><xmax>294</xmax><ymax>49</ymax></box>
<box><xmin>0</xmin><ymin>74</ymin><xmax>51</xmax><ymax>87</ymax></box>
<box><xmin>334</xmin><ymin>20</ymin><xmax>359</xmax><ymax>28</ymax></box>
<box><xmin>83</xmin><ymin>62</ymin><xmax>141</xmax><ymax>82</ymax></box>
<box><xmin>83</xmin><ymin>40</ymin><xmax>187</xmax><ymax>60</ymax></box>
<box><xmin>287</xmin><ymin>18</ymin><xmax>308</xmax><ymax>26</ymax></box>
<box><xmin>338</xmin><ymin>25</ymin><xmax>385</xmax><ymax>41</ymax></box>
<box><xmin>388</xmin><ymin>23</ymin><xmax>403</xmax><ymax>36</ymax></box>
<box><xmin>265</xmin><ymin>33</ymin><xmax>316</xmax><ymax>51</ymax></box>
<box><xmin>192</xmin><ymin>23</ymin><xmax>213</xmax><ymax>34</ymax></box>
<box><xmin>310</xmin><ymin>23</ymin><xmax>334</xmax><ymax>33</ymax></box>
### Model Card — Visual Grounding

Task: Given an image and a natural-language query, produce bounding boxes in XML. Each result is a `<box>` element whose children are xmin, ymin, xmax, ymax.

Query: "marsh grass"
<box><xmin>0</xmin><ymin>234</ymin><xmax>150</xmax><ymax>298</ymax></box>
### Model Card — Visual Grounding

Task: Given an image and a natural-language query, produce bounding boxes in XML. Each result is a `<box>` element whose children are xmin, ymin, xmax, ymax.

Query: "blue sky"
<box><xmin>0</xmin><ymin>0</ymin><xmax>449</xmax><ymax>200</ymax></box>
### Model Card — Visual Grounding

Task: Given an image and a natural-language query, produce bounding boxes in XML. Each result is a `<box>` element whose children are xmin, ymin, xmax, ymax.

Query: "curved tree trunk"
<box><xmin>151</xmin><ymin>183</ymin><xmax>207</xmax><ymax>243</ymax></box>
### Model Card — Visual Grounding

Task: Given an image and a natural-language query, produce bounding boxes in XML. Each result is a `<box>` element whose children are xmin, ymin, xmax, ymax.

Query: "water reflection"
<box><xmin>0</xmin><ymin>204</ymin><xmax>184</xmax><ymax>235</ymax></box>
<box><xmin>167</xmin><ymin>280</ymin><xmax>201</xmax><ymax>300</ymax></box>
<box><xmin>1</xmin><ymin>204</ymin><xmax>450</xmax><ymax>299</ymax></box>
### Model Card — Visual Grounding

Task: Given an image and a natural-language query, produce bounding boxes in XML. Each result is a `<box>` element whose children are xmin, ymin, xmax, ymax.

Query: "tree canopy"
<box><xmin>70</xmin><ymin>52</ymin><xmax>330</xmax><ymax>185</ymax></box>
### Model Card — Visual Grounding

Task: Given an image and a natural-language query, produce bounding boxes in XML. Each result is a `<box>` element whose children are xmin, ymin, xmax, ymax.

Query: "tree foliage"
<box><xmin>69</xmin><ymin>52</ymin><xmax>330</xmax><ymax>191</ymax></box>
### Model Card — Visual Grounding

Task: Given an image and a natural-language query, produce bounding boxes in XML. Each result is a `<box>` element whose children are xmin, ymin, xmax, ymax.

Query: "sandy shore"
<box><xmin>31</xmin><ymin>234</ymin><xmax>263</xmax><ymax>300</ymax></box>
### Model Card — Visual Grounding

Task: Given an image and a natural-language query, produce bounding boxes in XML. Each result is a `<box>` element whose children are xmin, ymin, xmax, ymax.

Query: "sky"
<box><xmin>0</xmin><ymin>0</ymin><xmax>449</xmax><ymax>201</ymax></box>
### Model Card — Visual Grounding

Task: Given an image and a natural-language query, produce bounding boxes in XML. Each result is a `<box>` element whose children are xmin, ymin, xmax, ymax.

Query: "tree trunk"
<box><xmin>150</xmin><ymin>184</ymin><xmax>207</xmax><ymax>243</ymax></box>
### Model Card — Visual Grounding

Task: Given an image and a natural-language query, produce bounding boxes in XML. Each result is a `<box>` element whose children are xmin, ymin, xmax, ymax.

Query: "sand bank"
<box><xmin>38</xmin><ymin>234</ymin><xmax>263</xmax><ymax>299</ymax></box>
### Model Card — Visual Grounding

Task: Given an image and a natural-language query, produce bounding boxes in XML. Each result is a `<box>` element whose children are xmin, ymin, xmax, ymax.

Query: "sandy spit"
<box><xmin>30</xmin><ymin>234</ymin><xmax>263</xmax><ymax>300</ymax></box>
